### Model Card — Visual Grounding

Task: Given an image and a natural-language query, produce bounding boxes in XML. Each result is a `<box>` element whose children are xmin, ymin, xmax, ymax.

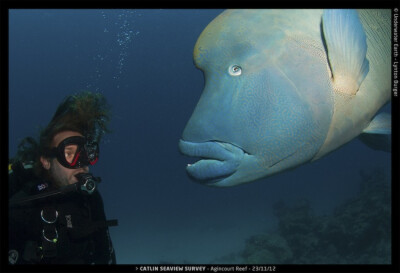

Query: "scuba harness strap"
<box><xmin>38</xmin><ymin>207</ymin><xmax>118</xmax><ymax>261</ymax></box>
<box><xmin>9</xmin><ymin>173</ymin><xmax>102</xmax><ymax>208</ymax></box>
<box><xmin>40</xmin><ymin>206</ymin><xmax>59</xmax><ymax>259</ymax></box>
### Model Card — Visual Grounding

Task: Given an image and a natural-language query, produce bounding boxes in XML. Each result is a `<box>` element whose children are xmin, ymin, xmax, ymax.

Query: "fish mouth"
<box><xmin>178</xmin><ymin>139</ymin><xmax>249</xmax><ymax>185</ymax></box>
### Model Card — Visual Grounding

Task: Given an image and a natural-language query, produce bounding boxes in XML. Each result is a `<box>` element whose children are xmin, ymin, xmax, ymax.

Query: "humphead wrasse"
<box><xmin>179</xmin><ymin>9</ymin><xmax>391</xmax><ymax>187</ymax></box>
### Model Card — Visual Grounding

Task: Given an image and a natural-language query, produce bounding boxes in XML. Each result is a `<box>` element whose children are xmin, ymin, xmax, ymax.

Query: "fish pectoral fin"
<box><xmin>359</xmin><ymin>112</ymin><xmax>391</xmax><ymax>152</ymax></box>
<box><xmin>363</xmin><ymin>112</ymin><xmax>391</xmax><ymax>135</ymax></box>
<box><xmin>322</xmin><ymin>9</ymin><xmax>369</xmax><ymax>96</ymax></box>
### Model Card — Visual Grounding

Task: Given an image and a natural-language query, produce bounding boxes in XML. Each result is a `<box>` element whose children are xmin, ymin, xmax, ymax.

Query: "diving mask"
<box><xmin>50</xmin><ymin>136</ymin><xmax>99</xmax><ymax>169</ymax></box>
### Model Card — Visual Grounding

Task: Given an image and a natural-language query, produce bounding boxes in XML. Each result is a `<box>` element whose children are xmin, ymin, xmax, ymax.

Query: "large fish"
<box><xmin>179</xmin><ymin>9</ymin><xmax>391</xmax><ymax>187</ymax></box>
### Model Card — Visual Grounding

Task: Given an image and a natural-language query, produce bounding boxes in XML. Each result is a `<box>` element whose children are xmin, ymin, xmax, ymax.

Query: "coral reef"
<box><xmin>241</xmin><ymin>168</ymin><xmax>391</xmax><ymax>264</ymax></box>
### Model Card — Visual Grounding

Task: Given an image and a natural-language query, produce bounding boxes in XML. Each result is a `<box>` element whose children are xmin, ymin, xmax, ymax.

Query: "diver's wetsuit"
<box><xmin>8</xmin><ymin>171</ymin><xmax>116</xmax><ymax>264</ymax></box>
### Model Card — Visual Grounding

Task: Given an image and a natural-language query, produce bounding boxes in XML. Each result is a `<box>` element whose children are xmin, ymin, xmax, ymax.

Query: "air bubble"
<box><xmin>89</xmin><ymin>10</ymin><xmax>141</xmax><ymax>90</ymax></box>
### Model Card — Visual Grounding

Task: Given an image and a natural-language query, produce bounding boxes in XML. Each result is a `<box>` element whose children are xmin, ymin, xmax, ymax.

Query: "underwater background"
<box><xmin>8</xmin><ymin>9</ymin><xmax>392</xmax><ymax>264</ymax></box>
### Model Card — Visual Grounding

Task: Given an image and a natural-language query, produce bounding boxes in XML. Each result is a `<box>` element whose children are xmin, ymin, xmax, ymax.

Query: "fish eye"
<box><xmin>228</xmin><ymin>65</ymin><xmax>242</xmax><ymax>76</ymax></box>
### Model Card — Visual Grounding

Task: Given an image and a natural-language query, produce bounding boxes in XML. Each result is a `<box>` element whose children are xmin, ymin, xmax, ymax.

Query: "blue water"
<box><xmin>8</xmin><ymin>9</ymin><xmax>392</xmax><ymax>264</ymax></box>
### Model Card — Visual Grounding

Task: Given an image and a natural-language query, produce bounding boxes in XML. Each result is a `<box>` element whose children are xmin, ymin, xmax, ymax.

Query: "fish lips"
<box><xmin>178</xmin><ymin>139</ymin><xmax>246</xmax><ymax>185</ymax></box>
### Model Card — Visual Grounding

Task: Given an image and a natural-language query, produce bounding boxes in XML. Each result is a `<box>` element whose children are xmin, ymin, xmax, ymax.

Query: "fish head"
<box><xmin>180</xmin><ymin>10</ymin><xmax>333</xmax><ymax>187</ymax></box>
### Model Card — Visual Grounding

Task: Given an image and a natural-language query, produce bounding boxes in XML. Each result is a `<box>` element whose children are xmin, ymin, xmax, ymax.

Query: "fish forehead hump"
<box><xmin>194</xmin><ymin>9</ymin><xmax>325</xmax><ymax>68</ymax></box>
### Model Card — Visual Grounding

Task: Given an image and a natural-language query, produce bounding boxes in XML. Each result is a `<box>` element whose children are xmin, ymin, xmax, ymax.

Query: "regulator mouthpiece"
<box><xmin>75</xmin><ymin>173</ymin><xmax>101</xmax><ymax>195</ymax></box>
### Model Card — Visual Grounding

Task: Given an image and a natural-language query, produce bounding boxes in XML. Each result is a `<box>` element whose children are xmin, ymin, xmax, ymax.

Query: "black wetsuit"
<box><xmin>8</xmin><ymin>171</ymin><xmax>117</xmax><ymax>264</ymax></box>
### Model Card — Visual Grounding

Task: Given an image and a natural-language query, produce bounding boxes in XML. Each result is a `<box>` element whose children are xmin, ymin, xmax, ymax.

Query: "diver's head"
<box><xmin>32</xmin><ymin>92</ymin><xmax>111</xmax><ymax>187</ymax></box>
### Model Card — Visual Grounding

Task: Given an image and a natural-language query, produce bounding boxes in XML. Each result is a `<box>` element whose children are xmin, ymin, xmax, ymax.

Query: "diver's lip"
<box><xmin>74</xmin><ymin>171</ymin><xmax>88</xmax><ymax>177</ymax></box>
<box><xmin>179</xmin><ymin>139</ymin><xmax>248</xmax><ymax>185</ymax></box>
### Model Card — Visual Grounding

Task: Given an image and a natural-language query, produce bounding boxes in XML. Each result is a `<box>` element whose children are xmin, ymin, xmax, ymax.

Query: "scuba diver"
<box><xmin>8</xmin><ymin>92</ymin><xmax>117</xmax><ymax>264</ymax></box>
